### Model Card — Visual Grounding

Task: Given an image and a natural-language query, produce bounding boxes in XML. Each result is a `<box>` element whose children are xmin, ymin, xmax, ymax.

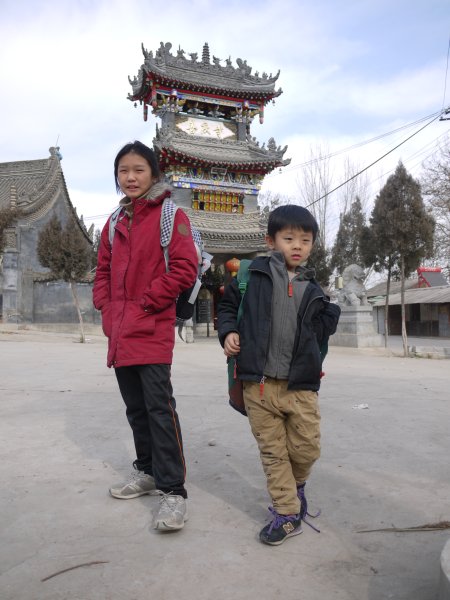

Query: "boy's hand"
<box><xmin>224</xmin><ymin>332</ymin><xmax>240</xmax><ymax>357</ymax></box>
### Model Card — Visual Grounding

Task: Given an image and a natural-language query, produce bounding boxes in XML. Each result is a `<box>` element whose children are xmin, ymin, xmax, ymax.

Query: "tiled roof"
<box><xmin>371</xmin><ymin>285</ymin><xmax>450</xmax><ymax>306</ymax></box>
<box><xmin>129</xmin><ymin>42</ymin><xmax>282</xmax><ymax>101</ymax></box>
<box><xmin>0</xmin><ymin>147</ymin><xmax>91</xmax><ymax>242</ymax></box>
<box><xmin>184</xmin><ymin>207</ymin><xmax>267</xmax><ymax>252</ymax></box>
<box><xmin>366</xmin><ymin>279</ymin><xmax>418</xmax><ymax>297</ymax></box>
<box><xmin>0</xmin><ymin>157</ymin><xmax>51</xmax><ymax>210</ymax></box>
<box><xmin>154</xmin><ymin>127</ymin><xmax>290</xmax><ymax>169</ymax></box>
<box><xmin>419</xmin><ymin>271</ymin><xmax>448</xmax><ymax>287</ymax></box>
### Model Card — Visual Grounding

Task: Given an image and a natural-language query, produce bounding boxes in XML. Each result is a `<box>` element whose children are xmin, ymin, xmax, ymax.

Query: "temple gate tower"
<box><xmin>128</xmin><ymin>41</ymin><xmax>290</xmax><ymax>262</ymax></box>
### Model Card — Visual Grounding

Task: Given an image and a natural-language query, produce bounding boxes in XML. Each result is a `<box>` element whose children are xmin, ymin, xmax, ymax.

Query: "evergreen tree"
<box><xmin>37</xmin><ymin>215</ymin><xmax>92</xmax><ymax>342</ymax></box>
<box><xmin>330</xmin><ymin>197</ymin><xmax>366</xmax><ymax>274</ymax></box>
<box><xmin>309</xmin><ymin>240</ymin><xmax>332</xmax><ymax>289</ymax></box>
<box><xmin>367</xmin><ymin>162</ymin><xmax>435</xmax><ymax>354</ymax></box>
<box><xmin>91</xmin><ymin>228</ymin><xmax>101</xmax><ymax>270</ymax></box>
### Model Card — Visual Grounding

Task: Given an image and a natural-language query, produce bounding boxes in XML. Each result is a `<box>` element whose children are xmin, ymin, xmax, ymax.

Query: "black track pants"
<box><xmin>115</xmin><ymin>364</ymin><xmax>187</xmax><ymax>498</ymax></box>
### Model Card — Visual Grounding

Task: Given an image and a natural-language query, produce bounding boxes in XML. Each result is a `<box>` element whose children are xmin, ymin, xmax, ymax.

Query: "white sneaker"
<box><xmin>109</xmin><ymin>471</ymin><xmax>159</xmax><ymax>499</ymax></box>
<box><xmin>152</xmin><ymin>493</ymin><xmax>188</xmax><ymax>531</ymax></box>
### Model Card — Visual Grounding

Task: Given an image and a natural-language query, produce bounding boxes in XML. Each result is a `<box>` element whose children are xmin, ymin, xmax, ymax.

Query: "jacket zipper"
<box><xmin>113</xmin><ymin>218</ymin><xmax>133</xmax><ymax>364</ymax></box>
<box><xmin>285</xmin><ymin>286</ymin><xmax>329</xmax><ymax>384</ymax></box>
<box><xmin>259</xmin><ymin>376</ymin><xmax>266</xmax><ymax>397</ymax></box>
<box><xmin>248</xmin><ymin>264</ymin><xmax>273</xmax><ymax>395</ymax></box>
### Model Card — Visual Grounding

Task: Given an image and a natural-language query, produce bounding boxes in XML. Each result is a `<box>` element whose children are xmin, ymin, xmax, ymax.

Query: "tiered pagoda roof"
<box><xmin>129</xmin><ymin>42</ymin><xmax>282</xmax><ymax>103</ymax></box>
<box><xmin>184</xmin><ymin>207</ymin><xmax>267</xmax><ymax>254</ymax></box>
<box><xmin>154</xmin><ymin>124</ymin><xmax>289</xmax><ymax>172</ymax></box>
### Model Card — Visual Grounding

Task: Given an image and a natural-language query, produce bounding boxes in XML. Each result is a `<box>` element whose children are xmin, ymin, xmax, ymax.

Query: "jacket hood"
<box><xmin>269</xmin><ymin>251</ymin><xmax>316</xmax><ymax>281</ymax></box>
<box><xmin>251</xmin><ymin>254</ymin><xmax>316</xmax><ymax>281</ymax></box>
<box><xmin>119</xmin><ymin>182</ymin><xmax>172</xmax><ymax>214</ymax></box>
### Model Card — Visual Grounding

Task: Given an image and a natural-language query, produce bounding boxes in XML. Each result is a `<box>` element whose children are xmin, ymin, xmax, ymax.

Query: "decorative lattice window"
<box><xmin>192</xmin><ymin>190</ymin><xmax>244</xmax><ymax>213</ymax></box>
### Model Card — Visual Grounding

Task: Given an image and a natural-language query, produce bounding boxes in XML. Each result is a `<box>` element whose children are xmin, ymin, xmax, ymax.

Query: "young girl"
<box><xmin>93</xmin><ymin>141</ymin><xmax>198</xmax><ymax>531</ymax></box>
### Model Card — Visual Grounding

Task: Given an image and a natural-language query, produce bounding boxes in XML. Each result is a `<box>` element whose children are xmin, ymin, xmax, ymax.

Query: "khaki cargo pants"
<box><xmin>243</xmin><ymin>378</ymin><xmax>321</xmax><ymax>515</ymax></box>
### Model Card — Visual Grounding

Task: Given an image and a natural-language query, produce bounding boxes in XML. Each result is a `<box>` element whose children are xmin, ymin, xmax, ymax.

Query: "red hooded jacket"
<box><xmin>93</xmin><ymin>183</ymin><xmax>198</xmax><ymax>367</ymax></box>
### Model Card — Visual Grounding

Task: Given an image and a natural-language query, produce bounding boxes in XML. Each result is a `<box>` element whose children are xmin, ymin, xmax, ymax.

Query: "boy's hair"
<box><xmin>267</xmin><ymin>205</ymin><xmax>319</xmax><ymax>242</ymax></box>
<box><xmin>114</xmin><ymin>140</ymin><xmax>161</xmax><ymax>193</ymax></box>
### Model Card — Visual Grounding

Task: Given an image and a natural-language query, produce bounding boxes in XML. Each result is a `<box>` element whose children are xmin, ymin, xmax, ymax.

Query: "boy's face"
<box><xmin>266</xmin><ymin>227</ymin><xmax>314</xmax><ymax>271</ymax></box>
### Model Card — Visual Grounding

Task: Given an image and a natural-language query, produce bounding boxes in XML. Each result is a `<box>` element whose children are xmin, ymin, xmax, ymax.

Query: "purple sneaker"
<box><xmin>259</xmin><ymin>507</ymin><xmax>302</xmax><ymax>546</ymax></box>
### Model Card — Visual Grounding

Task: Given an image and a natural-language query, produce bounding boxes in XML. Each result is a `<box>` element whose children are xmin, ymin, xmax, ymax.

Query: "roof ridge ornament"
<box><xmin>202</xmin><ymin>42</ymin><xmax>210</xmax><ymax>64</ymax></box>
<box><xmin>138</xmin><ymin>41</ymin><xmax>281</xmax><ymax>88</ymax></box>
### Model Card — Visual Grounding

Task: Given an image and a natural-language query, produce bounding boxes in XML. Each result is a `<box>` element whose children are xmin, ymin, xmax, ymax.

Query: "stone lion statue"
<box><xmin>337</xmin><ymin>264</ymin><xmax>368</xmax><ymax>306</ymax></box>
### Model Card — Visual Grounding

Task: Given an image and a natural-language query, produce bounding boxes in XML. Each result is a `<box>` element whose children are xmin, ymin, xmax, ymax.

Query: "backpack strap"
<box><xmin>160</xmin><ymin>198</ymin><xmax>178</xmax><ymax>272</ymax></box>
<box><xmin>160</xmin><ymin>197</ymin><xmax>203</xmax><ymax>306</ymax></box>
<box><xmin>108</xmin><ymin>206</ymin><xmax>124</xmax><ymax>248</ymax></box>
<box><xmin>236</xmin><ymin>259</ymin><xmax>252</xmax><ymax>324</ymax></box>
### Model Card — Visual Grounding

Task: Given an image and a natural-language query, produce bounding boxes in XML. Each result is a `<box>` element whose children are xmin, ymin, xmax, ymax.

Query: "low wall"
<box><xmin>33</xmin><ymin>281</ymin><xmax>100</xmax><ymax>325</ymax></box>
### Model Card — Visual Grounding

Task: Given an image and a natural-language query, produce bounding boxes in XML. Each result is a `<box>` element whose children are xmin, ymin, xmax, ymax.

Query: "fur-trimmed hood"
<box><xmin>119</xmin><ymin>182</ymin><xmax>173</xmax><ymax>215</ymax></box>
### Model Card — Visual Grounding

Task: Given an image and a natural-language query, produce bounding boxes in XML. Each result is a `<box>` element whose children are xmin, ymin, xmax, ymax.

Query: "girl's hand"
<box><xmin>224</xmin><ymin>332</ymin><xmax>240</xmax><ymax>357</ymax></box>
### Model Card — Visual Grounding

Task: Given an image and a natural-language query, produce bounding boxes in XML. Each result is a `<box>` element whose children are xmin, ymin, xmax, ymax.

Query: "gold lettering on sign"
<box><xmin>187</xmin><ymin>121</ymin><xmax>198</xmax><ymax>135</ymax></box>
<box><xmin>201</xmin><ymin>122</ymin><xmax>211</xmax><ymax>135</ymax></box>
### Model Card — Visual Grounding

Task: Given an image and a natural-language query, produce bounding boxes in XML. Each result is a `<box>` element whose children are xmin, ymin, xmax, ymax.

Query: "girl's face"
<box><xmin>266</xmin><ymin>227</ymin><xmax>314</xmax><ymax>272</ymax></box>
<box><xmin>117</xmin><ymin>151</ymin><xmax>155</xmax><ymax>199</ymax></box>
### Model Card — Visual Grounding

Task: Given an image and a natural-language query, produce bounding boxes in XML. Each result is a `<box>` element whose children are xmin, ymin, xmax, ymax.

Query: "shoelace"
<box><xmin>158</xmin><ymin>491</ymin><xmax>173</xmax><ymax>502</ymax></box>
<box><xmin>128</xmin><ymin>470</ymin><xmax>153</xmax><ymax>487</ymax></box>
<box><xmin>157</xmin><ymin>491</ymin><xmax>180</xmax><ymax>510</ymax></box>
<box><xmin>298</xmin><ymin>484</ymin><xmax>321</xmax><ymax>533</ymax></box>
<box><xmin>267</xmin><ymin>506</ymin><xmax>300</xmax><ymax>534</ymax></box>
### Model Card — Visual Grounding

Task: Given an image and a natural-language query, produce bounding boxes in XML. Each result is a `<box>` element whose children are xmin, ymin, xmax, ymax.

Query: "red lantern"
<box><xmin>225</xmin><ymin>257</ymin><xmax>240</xmax><ymax>276</ymax></box>
<box><xmin>219</xmin><ymin>285</ymin><xmax>225</xmax><ymax>296</ymax></box>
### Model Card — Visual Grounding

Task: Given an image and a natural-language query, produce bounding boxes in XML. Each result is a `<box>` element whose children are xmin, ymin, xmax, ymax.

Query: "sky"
<box><xmin>1</xmin><ymin>0</ymin><xmax>449</xmax><ymax>240</ymax></box>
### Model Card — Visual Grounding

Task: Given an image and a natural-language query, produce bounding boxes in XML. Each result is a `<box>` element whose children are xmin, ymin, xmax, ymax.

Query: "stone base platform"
<box><xmin>330</xmin><ymin>305</ymin><xmax>383</xmax><ymax>348</ymax></box>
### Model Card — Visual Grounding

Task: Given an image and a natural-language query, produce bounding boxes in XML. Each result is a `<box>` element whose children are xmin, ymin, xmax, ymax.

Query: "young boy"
<box><xmin>217</xmin><ymin>205</ymin><xmax>341</xmax><ymax>545</ymax></box>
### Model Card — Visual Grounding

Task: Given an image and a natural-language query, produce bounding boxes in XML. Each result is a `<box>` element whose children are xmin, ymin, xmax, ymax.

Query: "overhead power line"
<box><xmin>305</xmin><ymin>111</ymin><xmax>445</xmax><ymax>208</ymax></box>
<box><xmin>83</xmin><ymin>211</ymin><xmax>115</xmax><ymax>222</ymax></box>
<box><xmin>266</xmin><ymin>110</ymin><xmax>443</xmax><ymax>177</ymax></box>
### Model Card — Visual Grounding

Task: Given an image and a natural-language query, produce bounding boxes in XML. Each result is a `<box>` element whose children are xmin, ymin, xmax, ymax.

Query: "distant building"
<box><xmin>367</xmin><ymin>267</ymin><xmax>450</xmax><ymax>337</ymax></box>
<box><xmin>0</xmin><ymin>147</ymin><xmax>94</xmax><ymax>324</ymax></box>
<box><xmin>417</xmin><ymin>266</ymin><xmax>448</xmax><ymax>288</ymax></box>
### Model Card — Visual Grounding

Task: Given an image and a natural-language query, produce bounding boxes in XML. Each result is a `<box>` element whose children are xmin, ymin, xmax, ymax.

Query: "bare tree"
<box><xmin>257</xmin><ymin>189</ymin><xmax>292</xmax><ymax>211</ymax></box>
<box><xmin>337</xmin><ymin>156</ymin><xmax>371</xmax><ymax>216</ymax></box>
<box><xmin>421</xmin><ymin>137</ymin><xmax>450</xmax><ymax>278</ymax></box>
<box><xmin>295</xmin><ymin>143</ymin><xmax>334</xmax><ymax>249</ymax></box>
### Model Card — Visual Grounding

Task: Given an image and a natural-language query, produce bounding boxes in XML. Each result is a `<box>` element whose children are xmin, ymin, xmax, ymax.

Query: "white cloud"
<box><xmin>1</xmin><ymin>0</ymin><xmax>449</xmax><ymax>232</ymax></box>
